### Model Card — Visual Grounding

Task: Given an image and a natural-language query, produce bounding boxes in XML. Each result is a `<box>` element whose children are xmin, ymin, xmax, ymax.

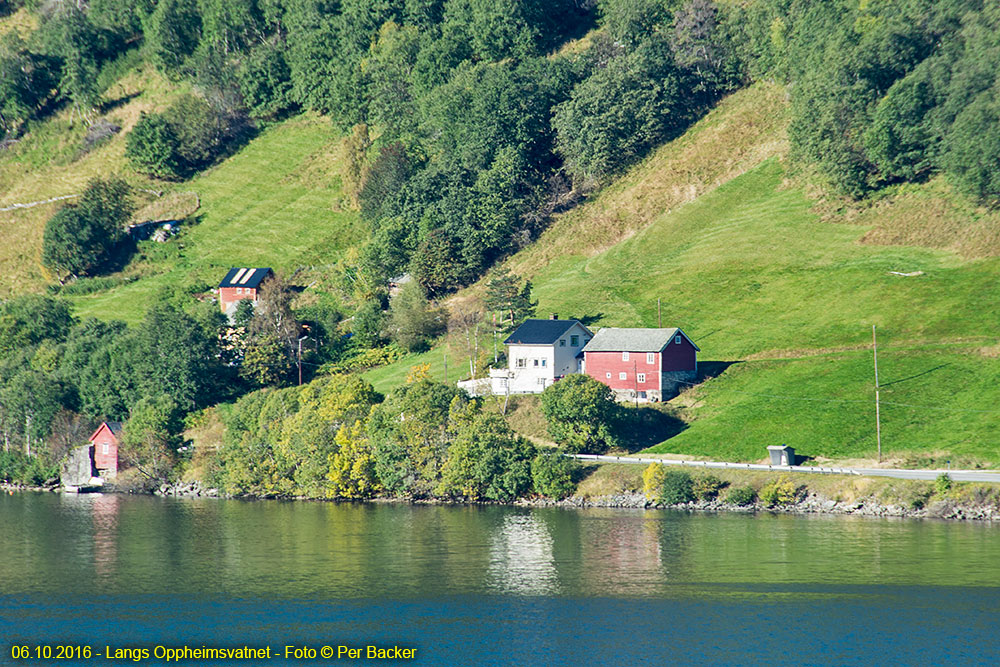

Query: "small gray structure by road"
<box><xmin>569</xmin><ymin>454</ymin><xmax>1000</xmax><ymax>484</ymax></box>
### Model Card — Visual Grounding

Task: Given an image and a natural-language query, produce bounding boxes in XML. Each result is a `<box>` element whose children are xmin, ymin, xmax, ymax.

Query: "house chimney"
<box><xmin>550</xmin><ymin>313</ymin><xmax>558</xmax><ymax>320</ymax></box>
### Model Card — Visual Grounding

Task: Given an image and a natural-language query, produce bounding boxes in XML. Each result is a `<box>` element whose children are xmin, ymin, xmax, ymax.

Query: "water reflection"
<box><xmin>487</xmin><ymin>513</ymin><xmax>558</xmax><ymax>595</ymax></box>
<box><xmin>3</xmin><ymin>494</ymin><xmax>1000</xmax><ymax>601</ymax></box>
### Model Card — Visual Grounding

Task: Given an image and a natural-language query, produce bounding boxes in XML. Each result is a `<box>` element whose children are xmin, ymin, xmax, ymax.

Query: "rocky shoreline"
<box><xmin>6</xmin><ymin>481</ymin><xmax>999</xmax><ymax>521</ymax></box>
<box><xmin>519</xmin><ymin>491</ymin><xmax>1000</xmax><ymax>521</ymax></box>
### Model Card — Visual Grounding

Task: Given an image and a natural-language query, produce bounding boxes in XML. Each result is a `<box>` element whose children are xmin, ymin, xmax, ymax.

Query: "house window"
<box><xmin>637</xmin><ymin>373</ymin><xmax>646</xmax><ymax>383</ymax></box>
<box><xmin>102</xmin><ymin>443</ymin><xmax>109</xmax><ymax>455</ymax></box>
<box><xmin>675</xmin><ymin>335</ymin><xmax>682</xmax><ymax>344</ymax></box>
<box><xmin>560</xmin><ymin>339</ymin><xmax>566</xmax><ymax>347</ymax></box>
<box><xmin>647</xmin><ymin>352</ymin><xmax>655</xmax><ymax>364</ymax></box>
<box><xmin>606</xmin><ymin>372</ymin><xmax>611</xmax><ymax>379</ymax></box>
<box><xmin>516</xmin><ymin>359</ymin><xmax>526</xmax><ymax>368</ymax></box>
<box><xmin>236</xmin><ymin>287</ymin><xmax>243</xmax><ymax>295</ymax></box>
<box><xmin>619</xmin><ymin>372</ymin><xmax>627</xmax><ymax>380</ymax></box>
<box><xmin>622</xmin><ymin>351</ymin><xmax>629</xmax><ymax>361</ymax></box>
<box><xmin>534</xmin><ymin>359</ymin><xmax>539</xmax><ymax>367</ymax></box>
<box><xmin>570</xmin><ymin>335</ymin><xmax>580</xmax><ymax>346</ymax></box>
<box><xmin>541</xmin><ymin>359</ymin><xmax>547</xmax><ymax>367</ymax></box>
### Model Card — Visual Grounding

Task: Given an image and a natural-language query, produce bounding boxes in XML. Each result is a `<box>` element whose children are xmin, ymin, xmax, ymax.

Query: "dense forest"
<box><xmin>2</xmin><ymin>0</ymin><xmax>999</xmax><ymax>494</ymax></box>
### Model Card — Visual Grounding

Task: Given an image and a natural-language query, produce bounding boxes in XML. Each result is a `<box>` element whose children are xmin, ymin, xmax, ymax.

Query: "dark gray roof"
<box><xmin>504</xmin><ymin>319</ymin><xmax>588</xmax><ymax>345</ymax></box>
<box><xmin>219</xmin><ymin>268</ymin><xmax>273</xmax><ymax>288</ymax></box>
<box><xmin>582</xmin><ymin>327</ymin><xmax>699</xmax><ymax>353</ymax></box>
<box><xmin>106</xmin><ymin>421</ymin><xmax>123</xmax><ymax>435</ymax></box>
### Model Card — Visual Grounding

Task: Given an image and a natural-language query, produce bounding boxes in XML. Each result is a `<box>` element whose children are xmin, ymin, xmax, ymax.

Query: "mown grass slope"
<box><xmin>530</xmin><ymin>159</ymin><xmax>1000</xmax><ymax>463</ymax></box>
<box><xmin>67</xmin><ymin>115</ymin><xmax>362</xmax><ymax>322</ymax></box>
<box><xmin>370</xmin><ymin>82</ymin><xmax>1000</xmax><ymax>465</ymax></box>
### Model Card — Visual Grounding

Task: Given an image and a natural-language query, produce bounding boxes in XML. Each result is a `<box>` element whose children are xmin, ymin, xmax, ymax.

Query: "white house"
<box><xmin>459</xmin><ymin>317</ymin><xmax>593</xmax><ymax>396</ymax></box>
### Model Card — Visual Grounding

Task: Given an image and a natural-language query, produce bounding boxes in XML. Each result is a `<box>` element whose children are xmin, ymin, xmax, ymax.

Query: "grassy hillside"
<box><xmin>67</xmin><ymin>115</ymin><xmax>362</xmax><ymax>323</ymax></box>
<box><xmin>0</xmin><ymin>65</ymin><xmax>184</xmax><ymax>297</ymax></box>
<box><xmin>369</xmin><ymin>82</ymin><xmax>1000</xmax><ymax>465</ymax></box>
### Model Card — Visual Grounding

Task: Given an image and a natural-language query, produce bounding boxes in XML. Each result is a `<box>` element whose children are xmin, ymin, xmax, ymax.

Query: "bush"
<box><xmin>759</xmin><ymin>476</ymin><xmax>798</xmax><ymax>507</ymax></box>
<box><xmin>531</xmin><ymin>451</ymin><xmax>578</xmax><ymax>499</ymax></box>
<box><xmin>642</xmin><ymin>463</ymin><xmax>667</xmax><ymax>501</ymax></box>
<box><xmin>0</xmin><ymin>451</ymin><xmax>58</xmax><ymax>486</ymax></box>
<box><xmin>539</xmin><ymin>374</ymin><xmax>620</xmax><ymax>454</ymax></box>
<box><xmin>659</xmin><ymin>469</ymin><xmax>695</xmax><ymax>505</ymax></box>
<box><xmin>693</xmin><ymin>474</ymin><xmax>727</xmax><ymax>501</ymax></box>
<box><xmin>934</xmin><ymin>473</ymin><xmax>953</xmax><ymax>496</ymax></box>
<box><xmin>725</xmin><ymin>485</ymin><xmax>756</xmax><ymax>506</ymax></box>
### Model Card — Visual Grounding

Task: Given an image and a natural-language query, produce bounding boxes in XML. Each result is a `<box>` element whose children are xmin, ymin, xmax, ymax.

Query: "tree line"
<box><xmin>211</xmin><ymin>368</ymin><xmax>578</xmax><ymax>501</ymax></box>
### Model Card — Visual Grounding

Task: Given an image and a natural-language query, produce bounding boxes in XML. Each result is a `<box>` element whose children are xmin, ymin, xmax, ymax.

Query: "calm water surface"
<box><xmin>1</xmin><ymin>492</ymin><xmax>999</xmax><ymax>665</ymax></box>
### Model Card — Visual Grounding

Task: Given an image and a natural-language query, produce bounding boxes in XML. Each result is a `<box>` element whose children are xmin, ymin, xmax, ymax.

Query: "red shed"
<box><xmin>218</xmin><ymin>267</ymin><xmax>273</xmax><ymax>317</ymax></box>
<box><xmin>582</xmin><ymin>328</ymin><xmax>699</xmax><ymax>402</ymax></box>
<box><xmin>89</xmin><ymin>421</ymin><xmax>122</xmax><ymax>479</ymax></box>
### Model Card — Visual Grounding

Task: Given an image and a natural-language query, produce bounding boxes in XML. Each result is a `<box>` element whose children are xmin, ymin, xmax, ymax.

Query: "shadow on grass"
<box><xmin>98</xmin><ymin>92</ymin><xmax>141</xmax><ymax>115</ymax></box>
<box><xmin>617</xmin><ymin>404</ymin><xmax>688</xmax><ymax>454</ymax></box>
<box><xmin>881</xmin><ymin>363</ymin><xmax>950</xmax><ymax>387</ymax></box>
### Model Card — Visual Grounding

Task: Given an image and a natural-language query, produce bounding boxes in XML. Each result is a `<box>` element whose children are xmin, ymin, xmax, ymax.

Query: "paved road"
<box><xmin>569</xmin><ymin>454</ymin><xmax>1000</xmax><ymax>483</ymax></box>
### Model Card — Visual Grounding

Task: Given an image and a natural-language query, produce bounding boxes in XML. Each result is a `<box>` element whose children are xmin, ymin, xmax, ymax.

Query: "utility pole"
<box><xmin>297</xmin><ymin>335</ymin><xmax>309</xmax><ymax>386</ymax></box>
<box><xmin>657</xmin><ymin>298</ymin><xmax>662</xmax><ymax>328</ymax></box>
<box><xmin>872</xmin><ymin>325</ymin><xmax>882</xmax><ymax>463</ymax></box>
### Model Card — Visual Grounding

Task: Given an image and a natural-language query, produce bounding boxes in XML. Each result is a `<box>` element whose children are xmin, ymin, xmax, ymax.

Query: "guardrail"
<box><xmin>569</xmin><ymin>454</ymin><xmax>862</xmax><ymax>476</ymax></box>
<box><xmin>567</xmin><ymin>454</ymin><xmax>1000</xmax><ymax>483</ymax></box>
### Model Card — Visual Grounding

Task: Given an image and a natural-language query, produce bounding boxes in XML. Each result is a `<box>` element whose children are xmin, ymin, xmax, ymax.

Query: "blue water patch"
<box><xmin>2</xmin><ymin>588</ymin><xmax>999</xmax><ymax>666</ymax></box>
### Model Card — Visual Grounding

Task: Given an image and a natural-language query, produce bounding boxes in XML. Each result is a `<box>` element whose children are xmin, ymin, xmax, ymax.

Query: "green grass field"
<box><xmin>366</xmin><ymin>83</ymin><xmax>1000</xmax><ymax>463</ymax></box>
<box><xmin>67</xmin><ymin>116</ymin><xmax>363</xmax><ymax>323</ymax></box>
<box><xmin>525</xmin><ymin>159</ymin><xmax>1000</xmax><ymax>463</ymax></box>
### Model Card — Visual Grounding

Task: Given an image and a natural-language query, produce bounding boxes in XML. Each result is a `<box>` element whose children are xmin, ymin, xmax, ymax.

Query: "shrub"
<box><xmin>693</xmin><ymin>474</ymin><xmax>727</xmax><ymax>501</ymax></box>
<box><xmin>539</xmin><ymin>374</ymin><xmax>620</xmax><ymax>454</ymax></box>
<box><xmin>659</xmin><ymin>469</ymin><xmax>695</xmax><ymax>505</ymax></box>
<box><xmin>531</xmin><ymin>451</ymin><xmax>578</xmax><ymax>499</ymax></box>
<box><xmin>642</xmin><ymin>463</ymin><xmax>667</xmax><ymax>501</ymax></box>
<box><xmin>934</xmin><ymin>473</ymin><xmax>953</xmax><ymax>496</ymax></box>
<box><xmin>725</xmin><ymin>485</ymin><xmax>756</xmax><ymax>506</ymax></box>
<box><xmin>759</xmin><ymin>476</ymin><xmax>798</xmax><ymax>507</ymax></box>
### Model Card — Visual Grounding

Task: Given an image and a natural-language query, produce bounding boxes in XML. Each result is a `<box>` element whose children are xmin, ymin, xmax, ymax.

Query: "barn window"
<box><xmin>570</xmin><ymin>335</ymin><xmax>579</xmax><ymax>346</ymax></box>
<box><xmin>560</xmin><ymin>339</ymin><xmax>566</xmax><ymax>347</ymax></box>
<box><xmin>605</xmin><ymin>372</ymin><xmax>611</xmax><ymax>379</ymax></box>
<box><xmin>619</xmin><ymin>372</ymin><xmax>627</xmax><ymax>380</ymax></box>
<box><xmin>675</xmin><ymin>336</ymin><xmax>682</xmax><ymax>344</ymax></box>
<box><xmin>622</xmin><ymin>351</ymin><xmax>629</xmax><ymax>361</ymax></box>
<box><xmin>102</xmin><ymin>443</ymin><xmax>109</xmax><ymax>455</ymax></box>
<box><xmin>637</xmin><ymin>373</ymin><xmax>646</xmax><ymax>383</ymax></box>
<box><xmin>647</xmin><ymin>352</ymin><xmax>655</xmax><ymax>364</ymax></box>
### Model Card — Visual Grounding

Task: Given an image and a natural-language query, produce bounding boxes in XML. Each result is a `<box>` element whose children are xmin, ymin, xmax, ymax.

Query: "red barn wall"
<box><xmin>660</xmin><ymin>337</ymin><xmax>697</xmax><ymax>372</ymax></box>
<box><xmin>219</xmin><ymin>286</ymin><xmax>258</xmax><ymax>311</ymax></box>
<box><xmin>91</xmin><ymin>426</ymin><xmax>118</xmax><ymax>474</ymax></box>
<box><xmin>584</xmin><ymin>351</ymin><xmax>660</xmax><ymax>391</ymax></box>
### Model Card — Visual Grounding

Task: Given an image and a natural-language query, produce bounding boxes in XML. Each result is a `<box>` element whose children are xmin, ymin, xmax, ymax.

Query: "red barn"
<box><xmin>218</xmin><ymin>267</ymin><xmax>273</xmax><ymax>317</ymax></box>
<box><xmin>582</xmin><ymin>328</ymin><xmax>699</xmax><ymax>402</ymax></box>
<box><xmin>89</xmin><ymin>421</ymin><xmax>122</xmax><ymax>480</ymax></box>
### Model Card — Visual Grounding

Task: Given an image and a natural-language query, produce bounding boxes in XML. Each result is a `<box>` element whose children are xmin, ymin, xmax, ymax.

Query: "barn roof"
<box><xmin>503</xmin><ymin>319</ymin><xmax>589</xmax><ymax>345</ymax></box>
<box><xmin>219</xmin><ymin>267</ymin><xmax>273</xmax><ymax>289</ymax></box>
<box><xmin>582</xmin><ymin>328</ymin><xmax>699</xmax><ymax>353</ymax></box>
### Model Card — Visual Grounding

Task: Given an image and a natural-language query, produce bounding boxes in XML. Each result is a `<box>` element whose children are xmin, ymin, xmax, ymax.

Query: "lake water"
<box><xmin>1</xmin><ymin>492</ymin><xmax>999</xmax><ymax>665</ymax></box>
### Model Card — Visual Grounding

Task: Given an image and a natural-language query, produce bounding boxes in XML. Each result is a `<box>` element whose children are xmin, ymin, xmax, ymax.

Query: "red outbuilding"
<box><xmin>89</xmin><ymin>421</ymin><xmax>122</xmax><ymax>480</ymax></box>
<box><xmin>582</xmin><ymin>328</ymin><xmax>699</xmax><ymax>402</ymax></box>
<box><xmin>218</xmin><ymin>267</ymin><xmax>273</xmax><ymax>318</ymax></box>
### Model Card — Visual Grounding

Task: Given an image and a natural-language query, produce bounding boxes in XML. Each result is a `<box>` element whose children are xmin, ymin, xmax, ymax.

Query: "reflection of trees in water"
<box><xmin>487</xmin><ymin>513</ymin><xmax>558</xmax><ymax>595</ymax></box>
